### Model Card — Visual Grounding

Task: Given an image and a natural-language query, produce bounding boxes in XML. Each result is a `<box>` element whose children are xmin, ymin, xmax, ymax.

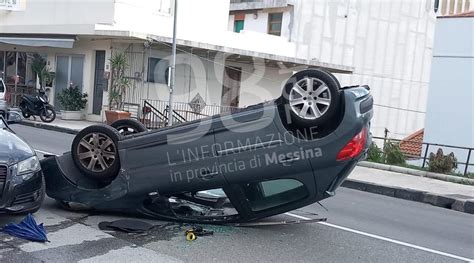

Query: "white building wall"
<box><xmin>244</xmin><ymin>12</ymin><xmax>270</xmax><ymax>33</ymax></box>
<box><xmin>0</xmin><ymin>0</ymin><xmax>115</xmax><ymax>34</ymax></box>
<box><xmin>286</xmin><ymin>0</ymin><xmax>437</xmax><ymax>138</ymax></box>
<box><xmin>423</xmin><ymin>16</ymin><xmax>474</xmax><ymax>173</ymax></box>
<box><xmin>227</xmin><ymin>8</ymin><xmax>292</xmax><ymax>39</ymax></box>
<box><xmin>226</xmin><ymin>1</ymin><xmax>440</xmax><ymax>138</ymax></box>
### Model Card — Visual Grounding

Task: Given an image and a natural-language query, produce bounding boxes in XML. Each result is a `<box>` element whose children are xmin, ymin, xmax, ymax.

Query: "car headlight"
<box><xmin>17</xmin><ymin>156</ymin><xmax>41</xmax><ymax>179</ymax></box>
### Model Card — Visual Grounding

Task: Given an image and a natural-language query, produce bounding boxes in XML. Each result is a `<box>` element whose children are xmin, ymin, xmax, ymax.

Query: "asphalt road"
<box><xmin>1</xmin><ymin>124</ymin><xmax>472</xmax><ymax>263</ymax></box>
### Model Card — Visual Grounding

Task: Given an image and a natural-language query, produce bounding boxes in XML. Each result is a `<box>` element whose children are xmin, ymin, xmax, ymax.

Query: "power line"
<box><xmin>374</xmin><ymin>103</ymin><xmax>425</xmax><ymax>114</ymax></box>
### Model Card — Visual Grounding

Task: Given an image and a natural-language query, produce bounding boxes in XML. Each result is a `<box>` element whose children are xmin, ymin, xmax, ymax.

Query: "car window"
<box><xmin>0</xmin><ymin>80</ymin><xmax>4</xmax><ymax>92</ymax></box>
<box><xmin>241</xmin><ymin>179</ymin><xmax>308</xmax><ymax>212</ymax></box>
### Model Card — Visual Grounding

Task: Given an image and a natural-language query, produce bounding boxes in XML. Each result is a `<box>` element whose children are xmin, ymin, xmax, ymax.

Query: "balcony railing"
<box><xmin>140</xmin><ymin>99</ymin><xmax>240</xmax><ymax>129</ymax></box>
<box><xmin>436</xmin><ymin>0</ymin><xmax>473</xmax><ymax>16</ymax></box>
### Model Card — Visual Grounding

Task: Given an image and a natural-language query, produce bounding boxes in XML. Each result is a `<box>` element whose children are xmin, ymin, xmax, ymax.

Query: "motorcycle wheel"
<box><xmin>40</xmin><ymin>106</ymin><xmax>56</xmax><ymax>123</ymax></box>
<box><xmin>21</xmin><ymin>111</ymin><xmax>31</xmax><ymax>119</ymax></box>
<box><xmin>20</xmin><ymin>102</ymin><xmax>31</xmax><ymax>119</ymax></box>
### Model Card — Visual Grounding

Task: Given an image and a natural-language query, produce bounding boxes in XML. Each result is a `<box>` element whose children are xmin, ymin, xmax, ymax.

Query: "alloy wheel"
<box><xmin>289</xmin><ymin>77</ymin><xmax>332</xmax><ymax>120</ymax></box>
<box><xmin>77</xmin><ymin>132</ymin><xmax>117</xmax><ymax>173</ymax></box>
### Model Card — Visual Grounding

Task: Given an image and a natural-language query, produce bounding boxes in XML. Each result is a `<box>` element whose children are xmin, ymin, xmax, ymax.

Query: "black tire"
<box><xmin>71</xmin><ymin>124</ymin><xmax>121</xmax><ymax>181</ymax></box>
<box><xmin>19</xmin><ymin>102</ymin><xmax>30</xmax><ymax>119</ymax></box>
<box><xmin>110</xmin><ymin>118</ymin><xmax>147</xmax><ymax>135</ymax></box>
<box><xmin>21</xmin><ymin>108</ymin><xmax>31</xmax><ymax>119</ymax></box>
<box><xmin>39</xmin><ymin>105</ymin><xmax>56</xmax><ymax>123</ymax></box>
<box><xmin>21</xmin><ymin>111</ymin><xmax>31</xmax><ymax>119</ymax></box>
<box><xmin>281</xmin><ymin>69</ymin><xmax>341</xmax><ymax>127</ymax></box>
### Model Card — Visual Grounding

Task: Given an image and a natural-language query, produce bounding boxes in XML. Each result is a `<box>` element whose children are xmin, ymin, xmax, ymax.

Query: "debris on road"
<box><xmin>1</xmin><ymin>214</ymin><xmax>48</xmax><ymax>242</ymax></box>
<box><xmin>98</xmin><ymin>219</ymin><xmax>174</xmax><ymax>234</ymax></box>
<box><xmin>185</xmin><ymin>226</ymin><xmax>214</xmax><ymax>241</ymax></box>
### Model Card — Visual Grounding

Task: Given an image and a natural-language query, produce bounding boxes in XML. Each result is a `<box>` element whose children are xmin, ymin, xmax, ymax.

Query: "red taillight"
<box><xmin>337</xmin><ymin>127</ymin><xmax>368</xmax><ymax>161</ymax></box>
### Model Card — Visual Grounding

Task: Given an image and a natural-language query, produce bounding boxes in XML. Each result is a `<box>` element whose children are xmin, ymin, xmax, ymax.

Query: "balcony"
<box><xmin>230</xmin><ymin>0</ymin><xmax>295</xmax><ymax>11</ymax></box>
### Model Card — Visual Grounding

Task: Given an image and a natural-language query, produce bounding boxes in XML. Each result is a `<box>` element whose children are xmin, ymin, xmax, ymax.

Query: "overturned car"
<box><xmin>41</xmin><ymin>69</ymin><xmax>373</xmax><ymax>223</ymax></box>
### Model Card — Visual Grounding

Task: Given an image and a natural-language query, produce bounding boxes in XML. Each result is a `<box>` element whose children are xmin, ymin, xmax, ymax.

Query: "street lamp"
<box><xmin>168</xmin><ymin>0</ymin><xmax>178</xmax><ymax>126</ymax></box>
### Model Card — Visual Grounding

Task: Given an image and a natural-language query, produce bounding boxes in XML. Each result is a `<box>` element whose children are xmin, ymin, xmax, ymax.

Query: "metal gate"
<box><xmin>112</xmin><ymin>44</ymin><xmax>146</xmax><ymax>106</ymax></box>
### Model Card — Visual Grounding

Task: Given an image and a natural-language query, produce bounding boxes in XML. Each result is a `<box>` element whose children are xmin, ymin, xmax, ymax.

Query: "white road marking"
<box><xmin>34</xmin><ymin>149</ymin><xmax>58</xmax><ymax>156</ymax></box>
<box><xmin>285</xmin><ymin>212</ymin><xmax>474</xmax><ymax>262</ymax></box>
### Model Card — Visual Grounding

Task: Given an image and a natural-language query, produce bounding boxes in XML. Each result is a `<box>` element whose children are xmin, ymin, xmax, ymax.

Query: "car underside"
<box><xmin>41</xmin><ymin>69</ymin><xmax>373</xmax><ymax>223</ymax></box>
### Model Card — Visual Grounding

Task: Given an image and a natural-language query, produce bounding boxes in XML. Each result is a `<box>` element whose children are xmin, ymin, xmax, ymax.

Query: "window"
<box><xmin>147</xmin><ymin>57</ymin><xmax>169</xmax><ymax>84</ymax></box>
<box><xmin>241</xmin><ymin>179</ymin><xmax>308</xmax><ymax>212</ymax></box>
<box><xmin>268</xmin><ymin>13</ymin><xmax>283</xmax><ymax>36</ymax></box>
<box><xmin>234</xmin><ymin>20</ymin><xmax>244</xmax><ymax>33</ymax></box>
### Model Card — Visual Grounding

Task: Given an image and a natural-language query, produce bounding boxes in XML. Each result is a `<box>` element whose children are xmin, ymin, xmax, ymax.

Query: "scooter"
<box><xmin>19</xmin><ymin>88</ymin><xmax>56</xmax><ymax>123</ymax></box>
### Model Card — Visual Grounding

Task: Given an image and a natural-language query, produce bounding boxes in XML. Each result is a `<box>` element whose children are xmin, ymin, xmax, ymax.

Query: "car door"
<box><xmin>213</xmin><ymin>108</ymin><xmax>317</xmax><ymax>220</ymax></box>
<box><xmin>119</xmin><ymin>120</ymin><xmax>227</xmax><ymax>195</ymax></box>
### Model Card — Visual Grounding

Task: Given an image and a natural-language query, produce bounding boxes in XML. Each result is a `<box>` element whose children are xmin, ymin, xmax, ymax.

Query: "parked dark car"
<box><xmin>0</xmin><ymin>99</ymin><xmax>7</xmax><ymax>120</ymax></box>
<box><xmin>1</xmin><ymin>100</ymin><xmax>23</xmax><ymax>123</ymax></box>
<box><xmin>0</xmin><ymin>116</ymin><xmax>45</xmax><ymax>214</ymax></box>
<box><xmin>41</xmin><ymin>69</ymin><xmax>373</xmax><ymax>223</ymax></box>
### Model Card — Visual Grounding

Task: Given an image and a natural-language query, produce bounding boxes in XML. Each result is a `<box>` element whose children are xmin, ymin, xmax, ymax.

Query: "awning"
<box><xmin>0</xmin><ymin>36</ymin><xmax>75</xmax><ymax>48</ymax></box>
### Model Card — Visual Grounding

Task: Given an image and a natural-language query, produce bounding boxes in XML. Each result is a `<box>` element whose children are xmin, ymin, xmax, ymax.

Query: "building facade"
<box><xmin>228</xmin><ymin>0</ymin><xmax>472</xmax><ymax>138</ymax></box>
<box><xmin>1</xmin><ymin>0</ymin><xmax>472</xmax><ymax>138</ymax></box>
<box><xmin>0</xmin><ymin>0</ymin><xmax>347</xmax><ymax>123</ymax></box>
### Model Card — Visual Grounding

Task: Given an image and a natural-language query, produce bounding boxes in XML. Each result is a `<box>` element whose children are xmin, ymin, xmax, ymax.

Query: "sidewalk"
<box><xmin>345</xmin><ymin>166</ymin><xmax>474</xmax><ymax>214</ymax></box>
<box><xmin>20</xmin><ymin>118</ymin><xmax>97</xmax><ymax>134</ymax></box>
<box><xmin>19</xmin><ymin>118</ymin><xmax>474</xmax><ymax>214</ymax></box>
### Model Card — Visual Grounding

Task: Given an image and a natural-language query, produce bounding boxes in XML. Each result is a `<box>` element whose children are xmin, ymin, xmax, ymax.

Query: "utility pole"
<box><xmin>168</xmin><ymin>0</ymin><xmax>178</xmax><ymax>126</ymax></box>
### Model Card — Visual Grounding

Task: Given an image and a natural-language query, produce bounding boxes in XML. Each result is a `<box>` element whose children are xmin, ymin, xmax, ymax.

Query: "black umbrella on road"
<box><xmin>1</xmin><ymin>214</ymin><xmax>48</xmax><ymax>242</ymax></box>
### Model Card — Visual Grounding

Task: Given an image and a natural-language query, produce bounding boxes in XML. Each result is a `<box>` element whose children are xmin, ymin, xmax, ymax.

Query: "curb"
<box><xmin>358</xmin><ymin>161</ymin><xmax>474</xmax><ymax>185</ymax></box>
<box><xmin>18</xmin><ymin>121</ymin><xmax>80</xmax><ymax>135</ymax></box>
<box><xmin>341</xmin><ymin>179</ymin><xmax>474</xmax><ymax>214</ymax></box>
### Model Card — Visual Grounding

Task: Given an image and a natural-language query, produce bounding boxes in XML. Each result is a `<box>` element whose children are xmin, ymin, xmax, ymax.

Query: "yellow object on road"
<box><xmin>186</xmin><ymin>232</ymin><xmax>196</xmax><ymax>241</ymax></box>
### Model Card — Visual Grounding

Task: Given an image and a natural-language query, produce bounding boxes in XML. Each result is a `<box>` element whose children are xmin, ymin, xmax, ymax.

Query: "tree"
<box><xmin>108</xmin><ymin>52</ymin><xmax>130</xmax><ymax>110</ymax></box>
<box><xmin>30</xmin><ymin>53</ymin><xmax>55</xmax><ymax>89</ymax></box>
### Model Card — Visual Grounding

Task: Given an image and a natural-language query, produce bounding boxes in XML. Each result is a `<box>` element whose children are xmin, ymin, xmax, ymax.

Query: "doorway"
<box><xmin>55</xmin><ymin>55</ymin><xmax>84</xmax><ymax>110</ymax></box>
<box><xmin>93</xmin><ymin>51</ymin><xmax>106</xmax><ymax>115</ymax></box>
<box><xmin>221</xmin><ymin>66</ymin><xmax>242</xmax><ymax>108</ymax></box>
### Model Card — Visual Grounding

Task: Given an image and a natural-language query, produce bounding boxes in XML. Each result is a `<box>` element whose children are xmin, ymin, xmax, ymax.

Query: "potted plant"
<box><xmin>57</xmin><ymin>85</ymin><xmax>88</xmax><ymax>120</ymax></box>
<box><xmin>31</xmin><ymin>53</ymin><xmax>55</xmax><ymax>89</ymax></box>
<box><xmin>105</xmin><ymin>52</ymin><xmax>132</xmax><ymax>124</ymax></box>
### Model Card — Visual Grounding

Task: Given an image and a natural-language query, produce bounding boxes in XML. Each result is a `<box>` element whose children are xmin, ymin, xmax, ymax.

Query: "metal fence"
<box><xmin>372</xmin><ymin>136</ymin><xmax>473</xmax><ymax>176</ymax></box>
<box><xmin>140</xmin><ymin>99</ymin><xmax>240</xmax><ymax>129</ymax></box>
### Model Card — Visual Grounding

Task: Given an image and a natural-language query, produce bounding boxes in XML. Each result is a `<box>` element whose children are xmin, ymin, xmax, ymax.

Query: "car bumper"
<box><xmin>0</xmin><ymin>170</ymin><xmax>44</xmax><ymax>214</ymax></box>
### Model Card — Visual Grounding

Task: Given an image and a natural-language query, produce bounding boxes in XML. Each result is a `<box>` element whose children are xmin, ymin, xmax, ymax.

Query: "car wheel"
<box><xmin>39</xmin><ymin>106</ymin><xmax>56</xmax><ymax>123</ymax></box>
<box><xmin>71</xmin><ymin>124</ymin><xmax>121</xmax><ymax>181</ymax></box>
<box><xmin>110</xmin><ymin>118</ymin><xmax>147</xmax><ymax>135</ymax></box>
<box><xmin>282</xmin><ymin>69</ymin><xmax>341</xmax><ymax>127</ymax></box>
